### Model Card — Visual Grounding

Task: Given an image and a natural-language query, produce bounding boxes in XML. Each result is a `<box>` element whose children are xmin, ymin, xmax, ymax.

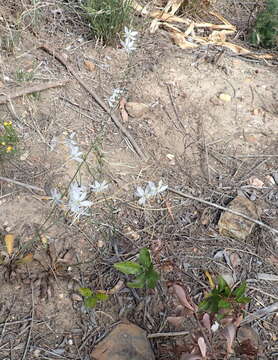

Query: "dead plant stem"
<box><xmin>40</xmin><ymin>44</ymin><xmax>146</xmax><ymax>160</ymax></box>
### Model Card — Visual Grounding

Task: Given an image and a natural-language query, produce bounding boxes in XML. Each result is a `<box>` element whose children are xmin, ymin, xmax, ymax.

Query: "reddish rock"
<box><xmin>91</xmin><ymin>323</ymin><xmax>155</xmax><ymax>360</ymax></box>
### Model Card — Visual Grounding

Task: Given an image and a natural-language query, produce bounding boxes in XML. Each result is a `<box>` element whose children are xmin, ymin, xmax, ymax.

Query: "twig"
<box><xmin>169</xmin><ymin>188</ymin><xmax>278</xmax><ymax>234</ymax></box>
<box><xmin>241</xmin><ymin>302</ymin><xmax>278</xmax><ymax>325</ymax></box>
<box><xmin>21</xmin><ymin>281</ymin><xmax>34</xmax><ymax>360</ymax></box>
<box><xmin>147</xmin><ymin>330</ymin><xmax>189</xmax><ymax>339</ymax></box>
<box><xmin>39</xmin><ymin>44</ymin><xmax>146</xmax><ymax>160</ymax></box>
<box><xmin>0</xmin><ymin>79</ymin><xmax>69</xmax><ymax>105</ymax></box>
<box><xmin>0</xmin><ymin>176</ymin><xmax>45</xmax><ymax>193</ymax></box>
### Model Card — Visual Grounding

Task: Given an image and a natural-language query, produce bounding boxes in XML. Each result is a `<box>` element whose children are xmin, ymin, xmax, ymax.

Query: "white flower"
<box><xmin>120</xmin><ymin>27</ymin><xmax>138</xmax><ymax>54</ymax></box>
<box><xmin>68</xmin><ymin>143</ymin><xmax>83</xmax><ymax>163</ymax></box>
<box><xmin>108</xmin><ymin>88</ymin><xmax>123</xmax><ymax>107</ymax></box>
<box><xmin>68</xmin><ymin>182</ymin><xmax>92</xmax><ymax>218</ymax></box>
<box><xmin>65</xmin><ymin>132</ymin><xmax>77</xmax><ymax>146</ymax></box>
<box><xmin>135</xmin><ymin>180</ymin><xmax>168</xmax><ymax>205</ymax></box>
<box><xmin>65</xmin><ymin>133</ymin><xmax>83</xmax><ymax>162</ymax></box>
<box><xmin>211</xmin><ymin>321</ymin><xmax>220</xmax><ymax>333</ymax></box>
<box><xmin>124</xmin><ymin>26</ymin><xmax>138</xmax><ymax>40</ymax></box>
<box><xmin>135</xmin><ymin>186</ymin><xmax>148</xmax><ymax>205</ymax></box>
<box><xmin>156</xmin><ymin>179</ymin><xmax>168</xmax><ymax>194</ymax></box>
<box><xmin>90</xmin><ymin>180</ymin><xmax>109</xmax><ymax>193</ymax></box>
<box><xmin>50</xmin><ymin>188</ymin><xmax>62</xmax><ymax>205</ymax></box>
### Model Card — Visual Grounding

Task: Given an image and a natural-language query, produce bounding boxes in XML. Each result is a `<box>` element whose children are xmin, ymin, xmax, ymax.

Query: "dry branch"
<box><xmin>39</xmin><ymin>44</ymin><xmax>146</xmax><ymax>160</ymax></box>
<box><xmin>0</xmin><ymin>79</ymin><xmax>69</xmax><ymax>105</ymax></box>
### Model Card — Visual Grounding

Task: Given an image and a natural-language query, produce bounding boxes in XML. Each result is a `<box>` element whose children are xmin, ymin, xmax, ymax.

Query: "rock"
<box><xmin>218</xmin><ymin>196</ymin><xmax>261</xmax><ymax>241</ymax></box>
<box><xmin>125</xmin><ymin>102</ymin><xmax>149</xmax><ymax>118</ymax></box>
<box><xmin>91</xmin><ymin>323</ymin><xmax>155</xmax><ymax>360</ymax></box>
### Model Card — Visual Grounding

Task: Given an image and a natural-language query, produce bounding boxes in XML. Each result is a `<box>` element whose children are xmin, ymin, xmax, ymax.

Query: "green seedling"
<box><xmin>114</xmin><ymin>248</ymin><xmax>160</xmax><ymax>289</ymax></box>
<box><xmin>79</xmin><ymin>287</ymin><xmax>109</xmax><ymax>308</ymax></box>
<box><xmin>82</xmin><ymin>0</ymin><xmax>132</xmax><ymax>44</ymax></box>
<box><xmin>199</xmin><ymin>276</ymin><xmax>251</xmax><ymax>319</ymax></box>
<box><xmin>0</xmin><ymin>121</ymin><xmax>18</xmax><ymax>159</ymax></box>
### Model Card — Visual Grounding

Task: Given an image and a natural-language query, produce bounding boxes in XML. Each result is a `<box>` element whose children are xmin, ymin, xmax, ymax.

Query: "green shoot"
<box><xmin>114</xmin><ymin>248</ymin><xmax>160</xmax><ymax>289</ymax></box>
<box><xmin>79</xmin><ymin>287</ymin><xmax>109</xmax><ymax>308</ymax></box>
<box><xmin>199</xmin><ymin>276</ymin><xmax>251</xmax><ymax>320</ymax></box>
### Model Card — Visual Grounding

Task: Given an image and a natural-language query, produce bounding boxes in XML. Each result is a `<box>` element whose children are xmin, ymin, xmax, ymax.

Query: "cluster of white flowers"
<box><xmin>135</xmin><ymin>180</ymin><xmax>168</xmax><ymax>205</ymax></box>
<box><xmin>120</xmin><ymin>27</ymin><xmax>138</xmax><ymax>54</ymax></box>
<box><xmin>68</xmin><ymin>182</ymin><xmax>93</xmax><ymax>218</ymax></box>
<box><xmin>108</xmin><ymin>88</ymin><xmax>123</xmax><ymax>107</ymax></box>
<box><xmin>66</xmin><ymin>133</ymin><xmax>83</xmax><ymax>163</ymax></box>
<box><xmin>50</xmin><ymin>179</ymin><xmax>109</xmax><ymax>220</ymax></box>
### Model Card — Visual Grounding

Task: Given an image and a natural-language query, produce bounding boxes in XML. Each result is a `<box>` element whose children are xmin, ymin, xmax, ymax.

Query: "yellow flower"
<box><xmin>6</xmin><ymin>146</ymin><xmax>13</xmax><ymax>153</ymax></box>
<box><xmin>1</xmin><ymin>142</ymin><xmax>6</xmax><ymax>146</ymax></box>
<box><xmin>3</xmin><ymin>121</ymin><xmax>12</xmax><ymax>127</ymax></box>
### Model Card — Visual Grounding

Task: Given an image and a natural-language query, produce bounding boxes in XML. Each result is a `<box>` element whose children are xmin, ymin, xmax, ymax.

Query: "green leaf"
<box><xmin>236</xmin><ymin>296</ymin><xmax>251</xmax><ymax>304</ymax></box>
<box><xmin>218</xmin><ymin>299</ymin><xmax>231</xmax><ymax>309</ymax></box>
<box><xmin>216</xmin><ymin>313</ymin><xmax>224</xmax><ymax>321</ymax></box>
<box><xmin>199</xmin><ymin>299</ymin><xmax>210</xmax><ymax>311</ymax></box>
<box><xmin>207</xmin><ymin>295</ymin><xmax>221</xmax><ymax>313</ymax></box>
<box><xmin>138</xmin><ymin>248</ymin><xmax>152</xmax><ymax>268</ymax></box>
<box><xmin>114</xmin><ymin>261</ymin><xmax>142</xmax><ymax>275</ymax></box>
<box><xmin>95</xmin><ymin>292</ymin><xmax>109</xmax><ymax>301</ymax></box>
<box><xmin>79</xmin><ymin>287</ymin><xmax>93</xmax><ymax>297</ymax></box>
<box><xmin>127</xmin><ymin>273</ymin><xmax>146</xmax><ymax>288</ymax></box>
<box><xmin>232</xmin><ymin>282</ymin><xmax>247</xmax><ymax>298</ymax></box>
<box><xmin>84</xmin><ymin>296</ymin><xmax>97</xmax><ymax>308</ymax></box>
<box><xmin>145</xmin><ymin>269</ymin><xmax>160</xmax><ymax>289</ymax></box>
<box><xmin>217</xmin><ymin>276</ymin><xmax>230</xmax><ymax>295</ymax></box>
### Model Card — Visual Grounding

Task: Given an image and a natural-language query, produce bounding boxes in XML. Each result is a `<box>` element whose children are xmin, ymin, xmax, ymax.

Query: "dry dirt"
<box><xmin>0</xmin><ymin>1</ymin><xmax>278</xmax><ymax>359</ymax></box>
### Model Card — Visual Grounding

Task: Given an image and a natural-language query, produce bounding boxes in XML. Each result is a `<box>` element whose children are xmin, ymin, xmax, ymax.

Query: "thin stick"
<box><xmin>0</xmin><ymin>79</ymin><xmax>68</xmax><ymax>104</ymax></box>
<box><xmin>40</xmin><ymin>44</ymin><xmax>146</xmax><ymax>160</ymax></box>
<box><xmin>169</xmin><ymin>187</ymin><xmax>278</xmax><ymax>235</ymax></box>
<box><xmin>0</xmin><ymin>176</ymin><xmax>44</xmax><ymax>193</ymax></box>
<box><xmin>147</xmin><ymin>330</ymin><xmax>189</xmax><ymax>339</ymax></box>
<box><xmin>21</xmin><ymin>282</ymin><xmax>34</xmax><ymax>360</ymax></box>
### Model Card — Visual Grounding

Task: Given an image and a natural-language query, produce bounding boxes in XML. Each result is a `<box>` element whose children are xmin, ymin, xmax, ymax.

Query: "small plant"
<box><xmin>0</xmin><ymin>121</ymin><xmax>18</xmax><ymax>159</ymax></box>
<box><xmin>15</xmin><ymin>69</ymin><xmax>35</xmax><ymax>82</ymax></box>
<box><xmin>79</xmin><ymin>287</ymin><xmax>109</xmax><ymax>308</ymax></box>
<box><xmin>82</xmin><ymin>0</ymin><xmax>133</xmax><ymax>44</ymax></box>
<box><xmin>199</xmin><ymin>276</ymin><xmax>251</xmax><ymax>319</ymax></box>
<box><xmin>114</xmin><ymin>248</ymin><xmax>160</xmax><ymax>288</ymax></box>
<box><xmin>0</xmin><ymin>233</ymin><xmax>33</xmax><ymax>281</ymax></box>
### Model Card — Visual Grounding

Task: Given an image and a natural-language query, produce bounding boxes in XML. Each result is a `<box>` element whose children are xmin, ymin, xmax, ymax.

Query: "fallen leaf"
<box><xmin>201</xmin><ymin>313</ymin><xmax>211</xmax><ymax>332</ymax></box>
<box><xmin>109</xmin><ymin>280</ymin><xmax>125</xmax><ymax>295</ymax></box>
<box><xmin>119</xmin><ymin>97</ymin><xmax>129</xmax><ymax>122</ymax></box>
<box><xmin>16</xmin><ymin>253</ymin><xmax>33</xmax><ymax>264</ymax></box>
<box><xmin>204</xmin><ymin>270</ymin><xmax>215</xmax><ymax>289</ymax></box>
<box><xmin>248</xmin><ymin>176</ymin><xmax>264</xmax><ymax>188</ymax></box>
<box><xmin>84</xmin><ymin>60</ymin><xmax>95</xmax><ymax>72</ymax></box>
<box><xmin>197</xmin><ymin>337</ymin><xmax>206</xmax><ymax>358</ymax></box>
<box><xmin>167</xmin><ymin>316</ymin><xmax>185</xmax><ymax>328</ymax></box>
<box><xmin>172</xmin><ymin>284</ymin><xmax>197</xmax><ymax>312</ymax></box>
<box><xmin>223</xmin><ymin>323</ymin><xmax>236</xmax><ymax>355</ymax></box>
<box><xmin>267</xmin><ymin>255</ymin><xmax>278</xmax><ymax>265</ymax></box>
<box><xmin>229</xmin><ymin>252</ymin><xmax>241</xmax><ymax>268</ymax></box>
<box><xmin>5</xmin><ymin>233</ymin><xmax>14</xmax><ymax>256</ymax></box>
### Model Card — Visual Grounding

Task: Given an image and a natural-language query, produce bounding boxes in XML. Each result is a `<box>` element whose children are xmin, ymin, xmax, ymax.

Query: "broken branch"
<box><xmin>0</xmin><ymin>79</ymin><xmax>69</xmax><ymax>105</ymax></box>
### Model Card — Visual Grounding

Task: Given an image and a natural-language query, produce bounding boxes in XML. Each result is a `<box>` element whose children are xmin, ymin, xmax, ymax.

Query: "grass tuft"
<box><xmin>82</xmin><ymin>0</ymin><xmax>133</xmax><ymax>45</ymax></box>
